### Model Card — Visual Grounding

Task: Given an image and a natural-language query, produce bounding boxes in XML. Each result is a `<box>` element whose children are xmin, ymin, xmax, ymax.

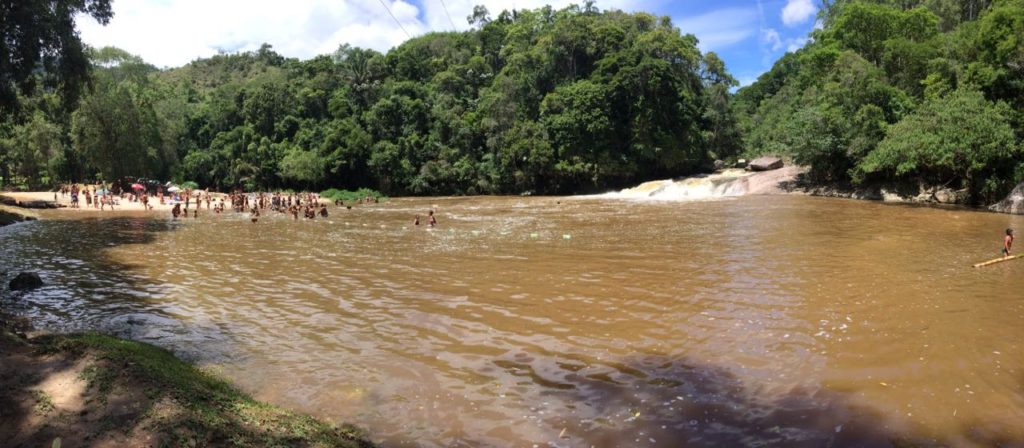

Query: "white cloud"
<box><xmin>76</xmin><ymin>0</ymin><xmax>651</xmax><ymax>68</ymax></box>
<box><xmin>677</xmin><ymin>7</ymin><xmax>759</xmax><ymax>52</ymax></box>
<box><xmin>736</xmin><ymin>74</ymin><xmax>760</xmax><ymax>87</ymax></box>
<box><xmin>761</xmin><ymin>28</ymin><xmax>783</xmax><ymax>52</ymax></box>
<box><xmin>759</xmin><ymin>27</ymin><xmax>809</xmax><ymax>60</ymax></box>
<box><xmin>786</xmin><ymin>37</ymin><xmax>809</xmax><ymax>53</ymax></box>
<box><xmin>781</xmin><ymin>0</ymin><xmax>817</xmax><ymax>27</ymax></box>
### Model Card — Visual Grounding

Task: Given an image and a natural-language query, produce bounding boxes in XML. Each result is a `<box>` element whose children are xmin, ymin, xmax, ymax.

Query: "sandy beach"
<box><xmin>2</xmin><ymin>191</ymin><xmax>226</xmax><ymax>213</ymax></box>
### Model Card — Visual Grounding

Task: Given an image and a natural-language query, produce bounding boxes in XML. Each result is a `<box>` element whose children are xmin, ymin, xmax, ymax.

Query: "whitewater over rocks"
<box><xmin>598</xmin><ymin>166</ymin><xmax>805</xmax><ymax>201</ymax></box>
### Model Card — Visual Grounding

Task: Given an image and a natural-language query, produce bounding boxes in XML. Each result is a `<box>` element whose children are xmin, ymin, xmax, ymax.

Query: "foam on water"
<box><xmin>598</xmin><ymin>169</ymin><xmax>752</xmax><ymax>201</ymax></box>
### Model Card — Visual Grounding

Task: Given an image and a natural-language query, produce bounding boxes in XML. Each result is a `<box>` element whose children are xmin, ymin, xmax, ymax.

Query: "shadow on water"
<box><xmin>562</xmin><ymin>355</ymin><xmax>1024</xmax><ymax>448</ymax></box>
<box><xmin>381</xmin><ymin>350</ymin><xmax>1024</xmax><ymax>448</ymax></box>
<box><xmin>0</xmin><ymin>217</ymin><xmax>184</xmax><ymax>338</ymax></box>
<box><xmin>0</xmin><ymin>216</ymin><xmax>286</xmax><ymax>447</ymax></box>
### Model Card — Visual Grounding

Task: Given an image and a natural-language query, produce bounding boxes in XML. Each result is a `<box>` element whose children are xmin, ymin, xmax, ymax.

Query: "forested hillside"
<box><xmin>3</xmin><ymin>1</ymin><xmax>1022</xmax><ymax>202</ymax></box>
<box><xmin>737</xmin><ymin>0</ymin><xmax>1024</xmax><ymax>204</ymax></box>
<box><xmin>0</xmin><ymin>4</ymin><xmax>740</xmax><ymax>195</ymax></box>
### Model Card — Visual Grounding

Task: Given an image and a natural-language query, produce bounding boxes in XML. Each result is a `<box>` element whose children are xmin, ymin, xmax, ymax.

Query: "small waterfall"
<box><xmin>601</xmin><ymin>169</ymin><xmax>753</xmax><ymax>201</ymax></box>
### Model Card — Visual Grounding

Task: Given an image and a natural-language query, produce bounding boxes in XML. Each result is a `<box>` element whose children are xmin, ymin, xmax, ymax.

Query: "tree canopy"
<box><xmin>0</xmin><ymin>0</ymin><xmax>114</xmax><ymax>111</ymax></box>
<box><xmin>1</xmin><ymin>4</ymin><xmax>742</xmax><ymax>195</ymax></box>
<box><xmin>737</xmin><ymin>0</ymin><xmax>1024</xmax><ymax>204</ymax></box>
<box><xmin>3</xmin><ymin>0</ymin><xmax>1023</xmax><ymax>205</ymax></box>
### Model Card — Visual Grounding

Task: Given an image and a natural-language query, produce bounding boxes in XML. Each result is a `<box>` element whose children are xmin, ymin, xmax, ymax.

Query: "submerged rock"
<box><xmin>9</xmin><ymin>272</ymin><xmax>43</xmax><ymax>291</ymax></box>
<box><xmin>748</xmin><ymin>156</ymin><xmax>784</xmax><ymax>172</ymax></box>
<box><xmin>990</xmin><ymin>183</ymin><xmax>1024</xmax><ymax>215</ymax></box>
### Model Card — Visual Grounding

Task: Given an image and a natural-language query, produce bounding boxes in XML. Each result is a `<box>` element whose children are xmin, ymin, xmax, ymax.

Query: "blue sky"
<box><xmin>77</xmin><ymin>0</ymin><xmax>820</xmax><ymax>86</ymax></box>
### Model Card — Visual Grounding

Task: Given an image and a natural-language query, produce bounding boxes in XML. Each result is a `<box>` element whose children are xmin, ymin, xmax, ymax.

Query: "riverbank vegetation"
<box><xmin>1</xmin><ymin>0</ymin><xmax>1022</xmax><ymax>203</ymax></box>
<box><xmin>0</xmin><ymin>325</ymin><xmax>372</xmax><ymax>447</ymax></box>
<box><xmin>737</xmin><ymin>0</ymin><xmax>1024</xmax><ymax>204</ymax></box>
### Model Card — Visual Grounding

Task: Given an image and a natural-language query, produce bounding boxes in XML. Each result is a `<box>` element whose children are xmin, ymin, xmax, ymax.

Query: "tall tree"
<box><xmin>0</xmin><ymin>0</ymin><xmax>114</xmax><ymax>110</ymax></box>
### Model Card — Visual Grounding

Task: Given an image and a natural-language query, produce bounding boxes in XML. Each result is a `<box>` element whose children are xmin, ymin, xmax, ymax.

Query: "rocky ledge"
<box><xmin>0</xmin><ymin>204</ymin><xmax>37</xmax><ymax>227</ymax></box>
<box><xmin>990</xmin><ymin>183</ymin><xmax>1024</xmax><ymax>215</ymax></box>
<box><xmin>0</xmin><ymin>194</ymin><xmax>59</xmax><ymax>209</ymax></box>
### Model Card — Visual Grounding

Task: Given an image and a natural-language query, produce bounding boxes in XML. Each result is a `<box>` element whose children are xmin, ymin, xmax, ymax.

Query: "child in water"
<box><xmin>1004</xmin><ymin>228</ymin><xmax>1014</xmax><ymax>257</ymax></box>
<box><xmin>428</xmin><ymin>210</ymin><xmax>437</xmax><ymax>227</ymax></box>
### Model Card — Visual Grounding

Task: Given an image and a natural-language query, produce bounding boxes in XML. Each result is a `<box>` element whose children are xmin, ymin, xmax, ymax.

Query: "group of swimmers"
<box><xmin>165</xmin><ymin>189</ymin><xmax>444</xmax><ymax>229</ymax></box>
<box><xmin>413</xmin><ymin>210</ymin><xmax>438</xmax><ymax>227</ymax></box>
<box><xmin>170</xmin><ymin>191</ymin><xmax>343</xmax><ymax>223</ymax></box>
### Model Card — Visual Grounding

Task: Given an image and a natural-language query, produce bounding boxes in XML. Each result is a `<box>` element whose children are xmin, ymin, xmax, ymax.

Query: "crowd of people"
<box><xmin>56</xmin><ymin>184</ymin><xmax>438</xmax><ymax>228</ymax></box>
<box><xmin>58</xmin><ymin>183</ymin><xmax>213</xmax><ymax>212</ymax></box>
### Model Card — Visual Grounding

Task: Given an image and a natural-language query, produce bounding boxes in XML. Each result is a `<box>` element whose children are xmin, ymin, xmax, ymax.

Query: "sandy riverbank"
<box><xmin>2</xmin><ymin>191</ymin><xmax>227</xmax><ymax>213</ymax></box>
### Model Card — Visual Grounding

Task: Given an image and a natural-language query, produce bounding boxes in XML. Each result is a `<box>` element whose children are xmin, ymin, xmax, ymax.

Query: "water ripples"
<box><xmin>3</xmin><ymin>196</ymin><xmax>1024</xmax><ymax>446</ymax></box>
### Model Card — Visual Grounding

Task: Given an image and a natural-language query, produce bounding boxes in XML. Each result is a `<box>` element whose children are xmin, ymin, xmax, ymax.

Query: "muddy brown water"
<box><xmin>2</xmin><ymin>195</ymin><xmax>1023</xmax><ymax>447</ymax></box>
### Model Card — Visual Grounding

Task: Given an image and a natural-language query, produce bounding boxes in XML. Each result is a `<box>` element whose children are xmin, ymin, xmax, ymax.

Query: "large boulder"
<box><xmin>748</xmin><ymin>156</ymin><xmax>784</xmax><ymax>172</ymax></box>
<box><xmin>990</xmin><ymin>183</ymin><xmax>1024</xmax><ymax>215</ymax></box>
<box><xmin>9</xmin><ymin>272</ymin><xmax>43</xmax><ymax>291</ymax></box>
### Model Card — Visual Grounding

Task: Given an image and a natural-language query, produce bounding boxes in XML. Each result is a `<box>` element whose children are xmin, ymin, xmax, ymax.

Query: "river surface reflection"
<box><xmin>2</xmin><ymin>195</ymin><xmax>1023</xmax><ymax>447</ymax></box>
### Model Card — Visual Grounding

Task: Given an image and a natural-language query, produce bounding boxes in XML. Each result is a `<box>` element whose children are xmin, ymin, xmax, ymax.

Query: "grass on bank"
<box><xmin>33</xmin><ymin>332</ymin><xmax>374</xmax><ymax>447</ymax></box>
<box><xmin>319</xmin><ymin>188</ymin><xmax>388</xmax><ymax>203</ymax></box>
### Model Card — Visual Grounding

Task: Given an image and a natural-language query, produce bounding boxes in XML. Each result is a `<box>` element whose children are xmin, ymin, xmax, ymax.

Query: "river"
<box><xmin>1</xmin><ymin>195</ymin><xmax>1023</xmax><ymax>447</ymax></box>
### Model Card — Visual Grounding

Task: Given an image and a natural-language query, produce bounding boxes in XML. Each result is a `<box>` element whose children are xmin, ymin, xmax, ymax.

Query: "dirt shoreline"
<box><xmin>0</xmin><ymin>317</ymin><xmax>374</xmax><ymax>448</ymax></box>
<box><xmin>2</xmin><ymin>191</ymin><xmax>222</xmax><ymax>214</ymax></box>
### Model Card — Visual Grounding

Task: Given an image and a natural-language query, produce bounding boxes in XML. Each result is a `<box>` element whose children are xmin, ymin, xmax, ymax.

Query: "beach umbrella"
<box><xmin>95</xmin><ymin>188</ymin><xmax>110</xmax><ymax>196</ymax></box>
<box><xmin>181</xmin><ymin>181</ymin><xmax>199</xmax><ymax>189</ymax></box>
<box><xmin>131</xmin><ymin>183</ymin><xmax>144</xmax><ymax>190</ymax></box>
<box><xmin>167</xmin><ymin>186</ymin><xmax>181</xmax><ymax>193</ymax></box>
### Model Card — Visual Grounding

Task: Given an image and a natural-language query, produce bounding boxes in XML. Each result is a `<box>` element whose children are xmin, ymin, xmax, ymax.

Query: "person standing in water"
<box><xmin>428</xmin><ymin>210</ymin><xmax>437</xmax><ymax>227</ymax></box>
<box><xmin>1003</xmin><ymin>228</ymin><xmax>1014</xmax><ymax>257</ymax></box>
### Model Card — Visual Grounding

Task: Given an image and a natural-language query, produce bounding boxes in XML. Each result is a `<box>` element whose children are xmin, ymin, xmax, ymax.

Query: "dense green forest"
<box><xmin>0</xmin><ymin>3</ymin><xmax>739</xmax><ymax>195</ymax></box>
<box><xmin>1</xmin><ymin>0</ymin><xmax>1022</xmax><ymax>202</ymax></box>
<box><xmin>737</xmin><ymin>0</ymin><xmax>1024</xmax><ymax>204</ymax></box>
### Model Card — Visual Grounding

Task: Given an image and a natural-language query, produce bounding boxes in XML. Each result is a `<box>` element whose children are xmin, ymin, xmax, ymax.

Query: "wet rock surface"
<box><xmin>9</xmin><ymin>272</ymin><xmax>43</xmax><ymax>291</ymax></box>
<box><xmin>990</xmin><ymin>183</ymin><xmax>1024</xmax><ymax>215</ymax></box>
<box><xmin>748</xmin><ymin>157</ymin><xmax>784</xmax><ymax>171</ymax></box>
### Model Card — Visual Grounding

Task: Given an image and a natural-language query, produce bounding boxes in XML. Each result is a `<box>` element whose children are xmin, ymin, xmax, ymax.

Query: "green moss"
<box><xmin>30</xmin><ymin>389</ymin><xmax>55</xmax><ymax>415</ymax></box>
<box><xmin>38</xmin><ymin>333</ymin><xmax>373</xmax><ymax>448</ymax></box>
<box><xmin>78</xmin><ymin>362</ymin><xmax>117</xmax><ymax>404</ymax></box>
